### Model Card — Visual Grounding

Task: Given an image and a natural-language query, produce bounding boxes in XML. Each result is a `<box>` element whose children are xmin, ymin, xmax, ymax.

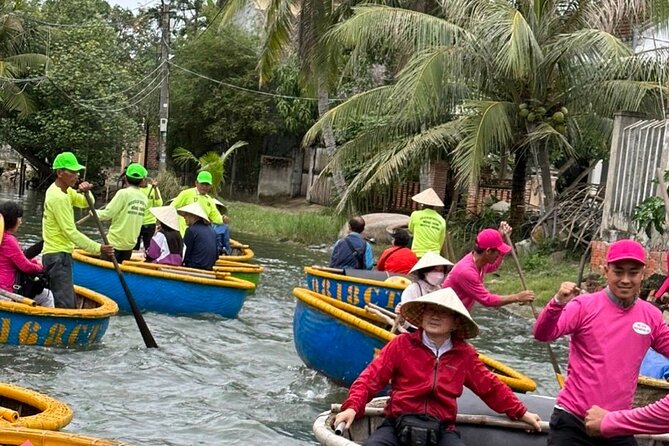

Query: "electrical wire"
<box><xmin>78</xmin><ymin>61</ymin><xmax>165</xmax><ymax>103</ymax></box>
<box><xmin>169</xmin><ymin>61</ymin><xmax>340</xmax><ymax>102</ymax></box>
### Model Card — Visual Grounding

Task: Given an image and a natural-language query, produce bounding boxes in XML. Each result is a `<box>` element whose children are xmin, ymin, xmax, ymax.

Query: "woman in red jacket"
<box><xmin>333</xmin><ymin>288</ymin><xmax>541</xmax><ymax>446</ymax></box>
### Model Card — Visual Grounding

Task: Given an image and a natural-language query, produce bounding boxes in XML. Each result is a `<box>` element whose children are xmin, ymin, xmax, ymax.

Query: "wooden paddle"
<box><xmin>0</xmin><ymin>289</ymin><xmax>36</xmax><ymax>306</ymax></box>
<box><xmin>84</xmin><ymin>192</ymin><xmax>158</xmax><ymax>348</ymax></box>
<box><xmin>504</xmin><ymin>233</ymin><xmax>565</xmax><ymax>389</ymax></box>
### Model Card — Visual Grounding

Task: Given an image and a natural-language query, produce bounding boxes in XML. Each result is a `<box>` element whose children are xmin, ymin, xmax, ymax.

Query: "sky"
<box><xmin>107</xmin><ymin>0</ymin><xmax>160</xmax><ymax>10</ymax></box>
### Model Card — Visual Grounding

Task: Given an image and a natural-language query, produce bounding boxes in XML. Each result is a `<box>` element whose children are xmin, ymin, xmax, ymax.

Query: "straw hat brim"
<box><xmin>410</xmin><ymin>251</ymin><xmax>453</xmax><ymax>273</ymax></box>
<box><xmin>411</xmin><ymin>188</ymin><xmax>444</xmax><ymax>207</ymax></box>
<box><xmin>211</xmin><ymin>197</ymin><xmax>228</xmax><ymax>214</ymax></box>
<box><xmin>400</xmin><ymin>288</ymin><xmax>479</xmax><ymax>339</ymax></box>
<box><xmin>150</xmin><ymin>206</ymin><xmax>180</xmax><ymax>231</ymax></box>
<box><xmin>177</xmin><ymin>202</ymin><xmax>210</xmax><ymax>223</ymax></box>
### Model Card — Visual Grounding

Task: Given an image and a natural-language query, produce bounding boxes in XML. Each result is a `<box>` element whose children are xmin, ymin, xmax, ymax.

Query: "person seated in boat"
<box><xmin>171</xmin><ymin>170</ymin><xmax>223</xmax><ymax>235</ymax></box>
<box><xmin>0</xmin><ymin>201</ymin><xmax>54</xmax><ymax>307</ymax></box>
<box><xmin>42</xmin><ymin>152</ymin><xmax>114</xmax><ymax>309</ymax></box>
<box><xmin>135</xmin><ymin>176</ymin><xmax>163</xmax><ymax>251</ymax></box>
<box><xmin>441</xmin><ymin>222</ymin><xmax>534</xmax><ymax>311</ymax></box>
<box><xmin>534</xmin><ymin>239</ymin><xmax>669</xmax><ymax>446</ymax></box>
<box><xmin>144</xmin><ymin>206</ymin><xmax>183</xmax><ymax>266</ymax></box>
<box><xmin>211</xmin><ymin>198</ymin><xmax>231</xmax><ymax>256</ymax></box>
<box><xmin>329</xmin><ymin>216</ymin><xmax>373</xmax><ymax>270</ymax></box>
<box><xmin>408</xmin><ymin>188</ymin><xmax>446</xmax><ymax>258</ymax></box>
<box><xmin>585</xmin><ymin>394</ymin><xmax>669</xmax><ymax>438</ymax></box>
<box><xmin>177</xmin><ymin>202</ymin><xmax>218</xmax><ymax>270</ymax></box>
<box><xmin>95</xmin><ymin>163</ymin><xmax>148</xmax><ymax>263</ymax></box>
<box><xmin>377</xmin><ymin>228</ymin><xmax>417</xmax><ymax>275</ymax></box>
<box><xmin>333</xmin><ymin>288</ymin><xmax>542</xmax><ymax>446</ymax></box>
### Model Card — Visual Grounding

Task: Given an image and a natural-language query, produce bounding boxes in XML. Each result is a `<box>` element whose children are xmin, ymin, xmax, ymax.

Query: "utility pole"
<box><xmin>158</xmin><ymin>0</ymin><xmax>170</xmax><ymax>170</ymax></box>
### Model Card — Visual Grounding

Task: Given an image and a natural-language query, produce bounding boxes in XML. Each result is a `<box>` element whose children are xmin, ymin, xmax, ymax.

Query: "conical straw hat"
<box><xmin>149</xmin><ymin>206</ymin><xmax>180</xmax><ymax>231</ymax></box>
<box><xmin>409</xmin><ymin>251</ymin><xmax>453</xmax><ymax>273</ymax></box>
<box><xmin>177</xmin><ymin>202</ymin><xmax>210</xmax><ymax>223</ymax></box>
<box><xmin>401</xmin><ymin>288</ymin><xmax>479</xmax><ymax>339</ymax></box>
<box><xmin>411</xmin><ymin>188</ymin><xmax>444</xmax><ymax>207</ymax></box>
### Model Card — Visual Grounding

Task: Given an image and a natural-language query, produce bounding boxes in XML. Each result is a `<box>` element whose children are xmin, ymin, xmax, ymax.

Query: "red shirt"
<box><xmin>377</xmin><ymin>247</ymin><xmax>417</xmax><ymax>275</ymax></box>
<box><xmin>341</xmin><ymin>330</ymin><xmax>527</xmax><ymax>424</ymax></box>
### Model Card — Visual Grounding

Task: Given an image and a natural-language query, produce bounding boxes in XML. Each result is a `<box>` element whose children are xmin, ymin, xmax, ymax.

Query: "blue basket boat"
<box><xmin>292</xmin><ymin>288</ymin><xmax>536</xmax><ymax>393</ymax></box>
<box><xmin>72</xmin><ymin>250</ymin><xmax>255</xmax><ymax>318</ymax></box>
<box><xmin>0</xmin><ymin>285</ymin><xmax>117</xmax><ymax>347</ymax></box>
<box><xmin>304</xmin><ymin>266</ymin><xmax>409</xmax><ymax>312</ymax></box>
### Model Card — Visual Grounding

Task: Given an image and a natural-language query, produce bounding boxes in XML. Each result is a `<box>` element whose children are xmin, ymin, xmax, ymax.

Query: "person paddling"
<box><xmin>41</xmin><ymin>152</ymin><xmax>114</xmax><ymax>309</ymax></box>
<box><xmin>442</xmin><ymin>223</ymin><xmax>534</xmax><ymax>311</ymax></box>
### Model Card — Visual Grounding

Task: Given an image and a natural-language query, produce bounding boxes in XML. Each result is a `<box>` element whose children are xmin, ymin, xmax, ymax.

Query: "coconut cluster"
<box><xmin>518</xmin><ymin>103</ymin><xmax>569</xmax><ymax>135</ymax></box>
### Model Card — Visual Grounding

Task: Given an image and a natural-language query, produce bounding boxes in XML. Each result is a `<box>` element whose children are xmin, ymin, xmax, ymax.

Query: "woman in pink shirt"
<box><xmin>0</xmin><ymin>201</ymin><xmax>54</xmax><ymax>307</ymax></box>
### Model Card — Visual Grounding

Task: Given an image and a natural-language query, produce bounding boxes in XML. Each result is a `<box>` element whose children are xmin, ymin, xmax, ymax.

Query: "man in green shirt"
<box><xmin>135</xmin><ymin>176</ymin><xmax>163</xmax><ymax>251</ymax></box>
<box><xmin>408</xmin><ymin>188</ymin><xmax>446</xmax><ymax>257</ymax></box>
<box><xmin>42</xmin><ymin>152</ymin><xmax>114</xmax><ymax>309</ymax></box>
<box><xmin>96</xmin><ymin>163</ymin><xmax>148</xmax><ymax>263</ymax></box>
<box><xmin>171</xmin><ymin>170</ymin><xmax>222</xmax><ymax>235</ymax></box>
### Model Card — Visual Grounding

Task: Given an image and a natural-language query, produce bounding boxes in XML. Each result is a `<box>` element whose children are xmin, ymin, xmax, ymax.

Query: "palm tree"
<box><xmin>172</xmin><ymin>140</ymin><xmax>248</xmax><ymax>195</ymax></box>
<box><xmin>0</xmin><ymin>7</ymin><xmax>48</xmax><ymax>118</ymax></box>
<box><xmin>304</xmin><ymin>0</ymin><xmax>667</xmax><ymax>226</ymax></box>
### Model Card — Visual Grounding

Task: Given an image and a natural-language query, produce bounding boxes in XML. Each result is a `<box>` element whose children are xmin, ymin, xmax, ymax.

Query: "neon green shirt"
<box><xmin>408</xmin><ymin>208</ymin><xmax>446</xmax><ymax>257</ymax></box>
<box><xmin>139</xmin><ymin>185</ymin><xmax>163</xmax><ymax>225</ymax></box>
<box><xmin>42</xmin><ymin>183</ymin><xmax>101</xmax><ymax>255</ymax></box>
<box><xmin>171</xmin><ymin>187</ymin><xmax>223</xmax><ymax>234</ymax></box>
<box><xmin>96</xmin><ymin>186</ymin><xmax>148</xmax><ymax>250</ymax></box>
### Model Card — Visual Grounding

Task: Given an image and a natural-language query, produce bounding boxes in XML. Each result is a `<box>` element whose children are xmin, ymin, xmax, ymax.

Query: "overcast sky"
<box><xmin>108</xmin><ymin>0</ymin><xmax>160</xmax><ymax>10</ymax></box>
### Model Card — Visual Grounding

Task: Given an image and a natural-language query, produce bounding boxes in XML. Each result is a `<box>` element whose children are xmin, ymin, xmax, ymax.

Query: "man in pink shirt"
<box><xmin>534</xmin><ymin>239</ymin><xmax>669</xmax><ymax>446</ymax></box>
<box><xmin>442</xmin><ymin>222</ymin><xmax>534</xmax><ymax>311</ymax></box>
<box><xmin>585</xmin><ymin>397</ymin><xmax>669</xmax><ymax>438</ymax></box>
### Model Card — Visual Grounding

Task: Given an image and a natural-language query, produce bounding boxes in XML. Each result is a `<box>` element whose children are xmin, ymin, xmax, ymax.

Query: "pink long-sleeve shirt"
<box><xmin>534</xmin><ymin>289</ymin><xmax>669</xmax><ymax>418</ymax></box>
<box><xmin>442</xmin><ymin>252</ymin><xmax>504</xmax><ymax>310</ymax></box>
<box><xmin>601</xmin><ymin>395</ymin><xmax>669</xmax><ymax>437</ymax></box>
<box><xmin>0</xmin><ymin>232</ymin><xmax>44</xmax><ymax>292</ymax></box>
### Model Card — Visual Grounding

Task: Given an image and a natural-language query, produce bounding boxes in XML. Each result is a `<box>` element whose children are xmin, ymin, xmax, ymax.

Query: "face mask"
<box><xmin>425</xmin><ymin>271</ymin><xmax>445</xmax><ymax>286</ymax></box>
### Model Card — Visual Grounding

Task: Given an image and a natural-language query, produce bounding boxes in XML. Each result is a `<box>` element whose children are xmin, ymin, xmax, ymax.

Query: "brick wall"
<box><xmin>465</xmin><ymin>178</ymin><xmax>532</xmax><ymax>215</ymax></box>
<box><xmin>590</xmin><ymin>240</ymin><xmax>668</xmax><ymax>277</ymax></box>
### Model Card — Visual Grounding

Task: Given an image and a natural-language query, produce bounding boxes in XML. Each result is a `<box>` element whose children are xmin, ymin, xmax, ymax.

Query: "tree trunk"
<box><xmin>509</xmin><ymin>148</ymin><xmax>528</xmax><ymax>234</ymax></box>
<box><xmin>317</xmin><ymin>85</ymin><xmax>347</xmax><ymax>200</ymax></box>
<box><xmin>536</xmin><ymin>144</ymin><xmax>555</xmax><ymax>212</ymax></box>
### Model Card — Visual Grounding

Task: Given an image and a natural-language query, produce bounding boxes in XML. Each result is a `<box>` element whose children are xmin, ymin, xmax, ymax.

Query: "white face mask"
<box><xmin>425</xmin><ymin>271</ymin><xmax>445</xmax><ymax>286</ymax></box>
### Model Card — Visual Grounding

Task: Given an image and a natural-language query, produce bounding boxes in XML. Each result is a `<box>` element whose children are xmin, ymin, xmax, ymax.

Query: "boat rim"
<box><xmin>0</xmin><ymin>285</ymin><xmax>118</xmax><ymax>318</ymax></box>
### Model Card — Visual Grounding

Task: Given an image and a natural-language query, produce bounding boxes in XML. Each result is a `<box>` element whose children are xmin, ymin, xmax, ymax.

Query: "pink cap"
<box><xmin>476</xmin><ymin>228</ymin><xmax>511</xmax><ymax>254</ymax></box>
<box><xmin>606</xmin><ymin>239</ymin><xmax>646</xmax><ymax>265</ymax></box>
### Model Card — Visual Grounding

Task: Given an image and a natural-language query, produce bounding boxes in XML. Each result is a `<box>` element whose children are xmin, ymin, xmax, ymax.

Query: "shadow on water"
<box><xmin>0</xmin><ymin>187</ymin><xmax>567</xmax><ymax>445</ymax></box>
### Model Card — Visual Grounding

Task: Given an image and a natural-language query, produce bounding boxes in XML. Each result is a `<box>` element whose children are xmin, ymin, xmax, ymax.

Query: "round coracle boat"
<box><xmin>0</xmin><ymin>382</ymin><xmax>73</xmax><ymax>431</ymax></box>
<box><xmin>218</xmin><ymin>239</ymin><xmax>255</xmax><ymax>263</ymax></box>
<box><xmin>0</xmin><ymin>426</ymin><xmax>134</xmax><ymax>445</ymax></box>
<box><xmin>0</xmin><ymin>286</ymin><xmax>117</xmax><ymax>347</ymax></box>
<box><xmin>304</xmin><ymin>266</ymin><xmax>408</xmax><ymax>312</ymax></box>
<box><xmin>313</xmin><ymin>390</ymin><xmax>669</xmax><ymax>446</ymax></box>
<box><xmin>292</xmin><ymin>288</ymin><xmax>537</xmax><ymax>393</ymax></box>
<box><xmin>72</xmin><ymin>250</ymin><xmax>255</xmax><ymax>317</ymax></box>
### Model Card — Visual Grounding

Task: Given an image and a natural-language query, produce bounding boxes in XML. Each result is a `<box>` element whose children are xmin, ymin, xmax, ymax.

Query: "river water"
<box><xmin>0</xmin><ymin>188</ymin><xmax>567</xmax><ymax>445</ymax></box>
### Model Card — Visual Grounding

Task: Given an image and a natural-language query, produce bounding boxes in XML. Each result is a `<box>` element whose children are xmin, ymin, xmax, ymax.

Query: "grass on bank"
<box><xmin>485</xmin><ymin>255</ymin><xmax>580</xmax><ymax>306</ymax></box>
<box><xmin>226</xmin><ymin>201</ymin><xmax>344</xmax><ymax>245</ymax></box>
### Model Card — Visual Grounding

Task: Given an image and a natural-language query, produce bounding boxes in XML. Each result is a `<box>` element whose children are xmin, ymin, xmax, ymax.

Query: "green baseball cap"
<box><xmin>52</xmin><ymin>152</ymin><xmax>85</xmax><ymax>171</ymax></box>
<box><xmin>126</xmin><ymin>163</ymin><xmax>148</xmax><ymax>179</ymax></box>
<box><xmin>196</xmin><ymin>171</ymin><xmax>213</xmax><ymax>185</ymax></box>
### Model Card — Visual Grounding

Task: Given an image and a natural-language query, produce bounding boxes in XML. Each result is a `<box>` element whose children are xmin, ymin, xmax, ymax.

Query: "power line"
<box><xmin>168</xmin><ymin>61</ymin><xmax>339</xmax><ymax>102</ymax></box>
<box><xmin>79</xmin><ymin>61</ymin><xmax>165</xmax><ymax>103</ymax></box>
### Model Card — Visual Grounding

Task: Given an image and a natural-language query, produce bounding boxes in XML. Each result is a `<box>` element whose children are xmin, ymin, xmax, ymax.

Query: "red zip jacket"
<box><xmin>340</xmin><ymin>329</ymin><xmax>527</xmax><ymax>426</ymax></box>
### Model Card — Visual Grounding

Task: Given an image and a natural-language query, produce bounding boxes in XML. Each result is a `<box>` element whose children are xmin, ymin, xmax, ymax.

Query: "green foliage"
<box><xmin>0</xmin><ymin>0</ymin><xmax>143</xmax><ymax>182</ymax></box>
<box><xmin>225</xmin><ymin>201</ymin><xmax>345</xmax><ymax>245</ymax></box>
<box><xmin>155</xmin><ymin>169</ymin><xmax>183</xmax><ymax>201</ymax></box>
<box><xmin>271</xmin><ymin>60</ymin><xmax>317</xmax><ymax>135</ymax></box>
<box><xmin>633</xmin><ymin>196</ymin><xmax>666</xmax><ymax>238</ymax></box>
<box><xmin>172</xmin><ymin>141</ymin><xmax>248</xmax><ymax>195</ymax></box>
<box><xmin>168</xmin><ymin>16</ymin><xmax>277</xmax><ymax>161</ymax></box>
<box><xmin>632</xmin><ymin>169</ymin><xmax>669</xmax><ymax>238</ymax></box>
<box><xmin>521</xmin><ymin>252</ymin><xmax>548</xmax><ymax>272</ymax></box>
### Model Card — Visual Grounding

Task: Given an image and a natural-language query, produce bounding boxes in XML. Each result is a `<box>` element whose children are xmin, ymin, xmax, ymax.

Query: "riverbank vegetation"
<box><xmin>226</xmin><ymin>201</ymin><xmax>345</xmax><ymax>246</ymax></box>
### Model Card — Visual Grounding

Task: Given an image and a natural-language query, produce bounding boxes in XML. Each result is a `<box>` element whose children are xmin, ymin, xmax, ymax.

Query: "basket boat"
<box><xmin>72</xmin><ymin>250</ymin><xmax>255</xmax><ymax>318</ymax></box>
<box><xmin>0</xmin><ymin>382</ymin><xmax>73</xmax><ymax>431</ymax></box>
<box><xmin>293</xmin><ymin>288</ymin><xmax>536</xmax><ymax>393</ymax></box>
